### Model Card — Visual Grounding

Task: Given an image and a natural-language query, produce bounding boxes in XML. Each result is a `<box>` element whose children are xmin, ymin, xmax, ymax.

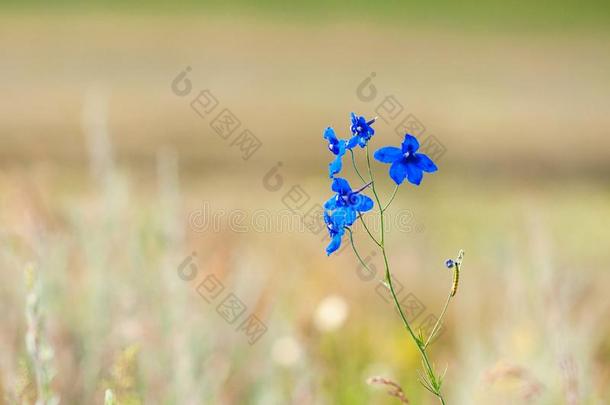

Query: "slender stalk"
<box><xmin>347</xmin><ymin>228</ymin><xmax>372</xmax><ymax>273</ymax></box>
<box><xmin>364</xmin><ymin>146</ymin><xmax>383</xmax><ymax>220</ymax></box>
<box><xmin>352</xmin><ymin>149</ymin><xmax>381</xmax><ymax>246</ymax></box>
<box><xmin>351</xmin><ymin>152</ymin><xmax>380</xmax><ymax>245</ymax></box>
<box><xmin>358</xmin><ymin>214</ymin><xmax>381</xmax><ymax>247</ymax></box>
<box><xmin>350</xmin><ymin>149</ymin><xmax>366</xmax><ymax>183</ymax></box>
<box><xmin>382</xmin><ymin>185</ymin><xmax>399</xmax><ymax>212</ymax></box>
<box><xmin>347</xmin><ymin>228</ymin><xmax>384</xmax><ymax>284</ymax></box>
<box><xmin>364</xmin><ymin>145</ymin><xmax>447</xmax><ymax>405</ymax></box>
<box><xmin>425</xmin><ymin>292</ymin><xmax>451</xmax><ymax>349</ymax></box>
<box><xmin>424</xmin><ymin>261</ymin><xmax>460</xmax><ymax>349</ymax></box>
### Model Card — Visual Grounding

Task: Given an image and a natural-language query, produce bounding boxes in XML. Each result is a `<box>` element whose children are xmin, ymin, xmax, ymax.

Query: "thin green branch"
<box><xmin>364</xmin><ymin>146</ymin><xmax>383</xmax><ymax>227</ymax></box>
<box><xmin>363</xmin><ymin>145</ymin><xmax>447</xmax><ymax>405</ymax></box>
<box><xmin>424</xmin><ymin>292</ymin><xmax>452</xmax><ymax>349</ymax></box>
<box><xmin>426</xmin><ymin>260</ymin><xmax>462</xmax><ymax>348</ymax></box>
<box><xmin>350</xmin><ymin>149</ymin><xmax>366</xmax><ymax>183</ymax></box>
<box><xmin>346</xmin><ymin>228</ymin><xmax>372</xmax><ymax>274</ymax></box>
<box><xmin>382</xmin><ymin>185</ymin><xmax>399</xmax><ymax>212</ymax></box>
<box><xmin>352</xmin><ymin>148</ymin><xmax>380</xmax><ymax>246</ymax></box>
<box><xmin>347</xmin><ymin>228</ymin><xmax>384</xmax><ymax>284</ymax></box>
<box><xmin>357</xmin><ymin>214</ymin><xmax>381</xmax><ymax>247</ymax></box>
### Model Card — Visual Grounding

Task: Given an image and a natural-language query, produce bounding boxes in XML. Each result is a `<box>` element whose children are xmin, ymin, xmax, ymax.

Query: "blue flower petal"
<box><xmin>325</xmin><ymin>128</ymin><xmax>348</xmax><ymax>156</ymax></box>
<box><xmin>324</xmin><ymin>195</ymin><xmax>338</xmax><ymax>210</ymax></box>
<box><xmin>406</xmin><ymin>162</ymin><xmax>424</xmax><ymax>185</ymax></box>
<box><xmin>329</xmin><ymin>155</ymin><xmax>343</xmax><ymax>178</ymax></box>
<box><xmin>389</xmin><ymin>159</ymin><xmax>408</xmax><ymax>185</ymax></box>
<box><xmin>337</xmin><ymin>207</ymin><xmax>358</xmax><ymax>226</ymax></box>
<box><xmin>402</xmin><ymin>134</ymin><xmax>420</xmax><ymax>153</ymax></box>
<box><xmin>331</xmin><ymin>178</ymin><xmax>352</xmax><ymax>194</ymax></box>
<box><xmin>332</xmin><ymin>140</ymin><xmax>347</xmax><ymax>156</ymax></box>
<box><xmin>326</xmin><ymin>232</ymin><xmax>343</xmax><ymax>255</ymax></box>
<box><xmin>353</xmin><ymin>194</ymin><xmax>374</xmax><ymax>212</ymax></box>
<box><xmin>337</xmin><ymin>139</ymin><xmax>346</xmax><ymax>155</ymax></box>
<box><xmin>328</xmin><ymin>207</ymin><xmax>346</xmax><ymax>226</ymax></box>
<box><xmin>323</xmin><ymin>127</ymin><xmax>337</xmax><ymax>142</ymax></box>
<box><xmin>347</xmin><ymin>135</ymin><xmax>359</xmax><ymax>149</ymax></box>
<box><xmin>374</xmin><ymin>146</ymin><xmax>403</xmax><ymax>163</ymax></box>
<box><xmin>324</xmin><ymin>211</ymin><xmax>332</xmax><ymax>225</ymax></box>
<box><xmin>344</xmin><ymin>207</ymin><xmax>358</xmax><ymax>226</ymax></box>
<box><xmin>350</xmin><ymin>112</ymin><xmax>358</xmax><ymax>126</ymax></box>
<box><xmin>413</xmin><ymin>153</ymin><xmax>438</xmax><ymax>173</ymax></box>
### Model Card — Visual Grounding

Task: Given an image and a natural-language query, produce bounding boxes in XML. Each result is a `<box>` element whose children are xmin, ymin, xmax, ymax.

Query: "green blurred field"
<box><xmin>0</xmin><ymin>4</ymin><xmax>609</xmax><ymax>404</ymax></box>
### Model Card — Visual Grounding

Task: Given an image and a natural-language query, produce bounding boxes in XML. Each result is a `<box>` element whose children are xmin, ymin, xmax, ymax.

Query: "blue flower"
<box><xmin>324</xmin><ymin>127</ymin><xmax>347</xmax><ymax>178</ymax></box>
<box><xmin>324</xmin><ymin>178</ymin><xmax>374</xmax><ymax>222</ymax></box>
<box><xmin>347</xmin><ymin>112</ymin><xmax>376</xmax><ymax>149</ymax></box>
<box><xmin>323</xmin><ymin>178</ymin><xmax>374</xmax><ymax>255</ymax></box>
<box><xmin>324</xmin><ymin>211</ymin><xmax>347</xmax><ymax>255</ymax></box>
<box><xmin>374</xmin><ymin>134</ymin><xmax>438</xmax><ymax>186</ymax></box>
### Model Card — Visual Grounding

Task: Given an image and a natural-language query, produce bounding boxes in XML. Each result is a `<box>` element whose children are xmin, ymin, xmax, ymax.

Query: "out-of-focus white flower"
<box><xmin>271</xmin><ymin>336</ymin><xmax>303</xmax><ymax>367</ymax></box>
<box><xmin>314</xmin><ymin>294</ymin><xmax>349</xmax><ymax>332</ymax></box>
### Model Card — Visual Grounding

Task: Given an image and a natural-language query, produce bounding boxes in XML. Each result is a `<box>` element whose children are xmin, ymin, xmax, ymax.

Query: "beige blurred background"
<box><xmin>0</xmin><ymin>2</ymin><xmax>609</xmax><ymax>404</ymax></box>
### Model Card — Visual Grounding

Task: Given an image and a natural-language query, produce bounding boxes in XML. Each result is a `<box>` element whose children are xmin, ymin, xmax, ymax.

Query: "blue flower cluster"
<box><xmin>322</xmin><ymin>112</ymin><xmax>438</xmax><ymax>255</ymax></box>
<box><xmin>323</xmin><ymin>178</ymin><xmax>374</xmax><ymax>255</ymax></box>
<box><xmin>348</xmin><ymin>112</ymin><xmax>376</xmax><ymax>148</ymax></box>
<box><xmin>322</xmin><ymin>113</ymin><xmax>376</xmax><ymax>255</ymax></box>
<box><xmin>324</xmin><ymin>113</ymin><xmax>376</xmax><ymax>179</ymax></box>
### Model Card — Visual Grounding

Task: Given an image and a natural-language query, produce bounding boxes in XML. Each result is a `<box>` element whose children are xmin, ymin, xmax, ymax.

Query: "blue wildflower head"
<box><xmin>324</xmin><ymin>178</ymin><xmax>374</xmax><ymax>220</ymax></box>
<box><xmin>373</xmin><ymin>134</ymin><xmax>438</xmax><ymax>186</ymax></box>
<box><xmin>324</xmin><ymin>127</ymin><xmax>347</xmax><ymax>178</ymax></box>
<box><xmin>445</xmin><ymin>259</ymin><xmax>455</xmax><ymax>268</ymax></box>
<box><xmin>347</xmin><ymin>112</ymin><xmax>376</xmax><ymax>149</ymax></box>
<box><xmin>323</xmin><ymin>178</ymin><xmax>374</xmax><ymax>255</ymax></box>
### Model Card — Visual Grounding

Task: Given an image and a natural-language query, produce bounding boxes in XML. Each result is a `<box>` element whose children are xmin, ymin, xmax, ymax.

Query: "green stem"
<box><xmin>425</xmin><ymin>292</ymin><xmax>452</xmax><ymax>349</ymax></box>
<box><xmin>382</xmin><ymin>185</ymin><xmax>399</xmax><ymax>212</ymax></box>
<box><xmin>358</xmin><ymin>214</ymin><xmax>381</xmax><ymax>247</ymax></box>
<box><xmin>364</xmin><ymin>146</ymin><xmax>383</xmax><ymax>224</ymax></box>
<box><xmin>350</xmin><ymin>149</ymin><xmax>366</xmax><ymax>183</ymax></box>
<box><xmin>352</xmin><ymin>149</ymin><xmax>381</xmax><ymax>246</ymax></box>
<box><xmin>424</xmin><ymin>262</ymin><xmax>460</xmax><ymax>349</ymax></box>
<box><xmin>346</xmin><ymin>228</ymin><xmax>384</xmax><ymax>284</ymax></box>
<box><xmin>364</xmin><ymin>145</ymin><xmax>447</xmax><ymax>405</ymax></box>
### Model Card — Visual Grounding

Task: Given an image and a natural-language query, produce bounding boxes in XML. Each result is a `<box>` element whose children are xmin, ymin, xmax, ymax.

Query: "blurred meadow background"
<box><xmin>1</xmin><ymin>1</ymin><xmax>610</xmax><ymax>404</ymax></box>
